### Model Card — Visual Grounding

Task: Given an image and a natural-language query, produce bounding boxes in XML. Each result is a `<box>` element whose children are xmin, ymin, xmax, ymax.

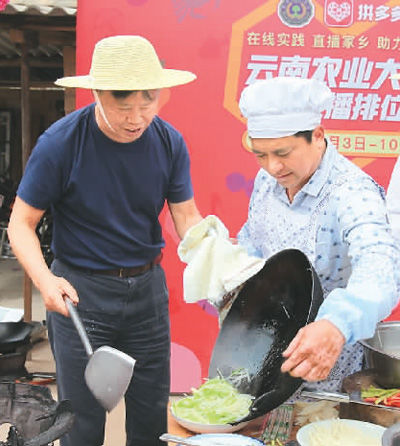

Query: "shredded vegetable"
<box><xmin>361</xmin><ymin>385</ymin><xmax>400</xmax><ymax>407</ymax></box>
<box><xmin>172</xmin><ymin>376</ymin><xmax>253</xmax><ymax>425</ymax></box>
<box><xmin>223</xmin><ymin>367</ymin><xmax>251</xmax><ymax>389</ymax></box>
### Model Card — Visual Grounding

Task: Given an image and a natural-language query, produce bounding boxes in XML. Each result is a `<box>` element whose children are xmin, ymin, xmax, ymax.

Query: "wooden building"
<box><xmin>0</xmin><ymin>0</ymin><xmax>76</xmax><ymax>320</ymax></box>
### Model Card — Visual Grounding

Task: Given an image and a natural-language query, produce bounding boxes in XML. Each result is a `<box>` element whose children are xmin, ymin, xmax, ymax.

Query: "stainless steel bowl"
<box><xmin>360</xmin><ymin>321</ymin><xmax>400</xmax><ymax>388</ymax></box>
<box><xmin>382</xmin><ymin>423</ymin><xmax>400</xmax><ymax>446</ymax></box>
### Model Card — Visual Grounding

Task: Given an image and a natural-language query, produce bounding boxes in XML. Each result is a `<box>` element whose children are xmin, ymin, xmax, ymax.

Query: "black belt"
<box><xmin>66</xmin><ymin>253</ymin><xmax>163</xmax><ymax>278</ymax></box>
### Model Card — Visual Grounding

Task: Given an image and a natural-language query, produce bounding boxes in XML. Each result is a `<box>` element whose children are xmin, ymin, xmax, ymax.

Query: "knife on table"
<box><xmin>301</xmin><ymin>387</ymin><xmax>400</xmax><ymax>411</ymax></box>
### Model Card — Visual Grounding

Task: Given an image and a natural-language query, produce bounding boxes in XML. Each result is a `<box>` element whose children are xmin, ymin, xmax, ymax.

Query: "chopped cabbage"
<box><xmin>172</xmin><ymin>377</ymin><xmax>253</xmax><ymax>425</ymax></box>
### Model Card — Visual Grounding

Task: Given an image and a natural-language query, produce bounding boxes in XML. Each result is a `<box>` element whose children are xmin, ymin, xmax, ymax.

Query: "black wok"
<box><xmin>0</xmin><ymin>321</ymin><xmax>34</xmax><ymax>353</ymax></box>
<box><xmin>208</xmin><ymin>248</ymin><xmax>323</xmax><ymax>422</ymax></box>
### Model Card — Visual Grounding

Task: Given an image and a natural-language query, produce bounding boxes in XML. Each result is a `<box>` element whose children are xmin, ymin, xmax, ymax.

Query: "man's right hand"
<box><xmin>38</xmin><ymin>274</ymin><xmax>79</xmax><ymax>317</ymax></box>
<box><xmin>280</xmin><ymin>319</ymin><xmax>345</xmax><ymax>381</ymax></box>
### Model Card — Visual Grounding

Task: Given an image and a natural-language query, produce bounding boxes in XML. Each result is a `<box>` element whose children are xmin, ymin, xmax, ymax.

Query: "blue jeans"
<box><xmin>48</xmin><ymin>259</ymin><xmax>170</xmax><ymax>446</ymax></box>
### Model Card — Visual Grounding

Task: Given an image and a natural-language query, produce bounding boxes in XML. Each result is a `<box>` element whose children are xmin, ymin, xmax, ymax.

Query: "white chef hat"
<box><xmin>239</xmin><ymin>77</ymin><xmax>333</xmax><ymax>139</ymax></box>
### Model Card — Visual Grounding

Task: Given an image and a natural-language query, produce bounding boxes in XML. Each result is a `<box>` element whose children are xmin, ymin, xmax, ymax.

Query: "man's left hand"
<box><xmin>280</xmin><ymin>319</ymin><xmax>345</xmax><ymax>382</ymax></box>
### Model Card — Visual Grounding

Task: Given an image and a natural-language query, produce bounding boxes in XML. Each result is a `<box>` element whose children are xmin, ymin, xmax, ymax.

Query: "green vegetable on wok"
<box><xmin>171</xmin><ymin>376</ymin><xmax>253</xmax><ymax>425</ymax></box>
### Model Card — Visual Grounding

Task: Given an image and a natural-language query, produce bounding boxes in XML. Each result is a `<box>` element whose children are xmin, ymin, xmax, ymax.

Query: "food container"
<box><xmin>296</xmin><ymin>419</ymin><xmax>384</xmax><ymax>446</ymax></box>
<box><xmin>170</xmin><ymin>433</ymin><xmax>264</xmax><ymax>445</ymax></box>
<box><xmin>340</xmin><ymin>369</ymin><xmax>400</xmax><ymax>428</ymax></box>
<box><xmin>360</xmin><ymin>322</ymin><xmax>400</xmax><ymax>388</ymax></box>
<box><xmin>169</xmin><ymin>407</ymin><xmax>250</xmax><ymax>434</ymax></box>
<box><xmin>382</xmin><ymin>422</ymin><xmax>400</xmax><ymax>446</ymax></box>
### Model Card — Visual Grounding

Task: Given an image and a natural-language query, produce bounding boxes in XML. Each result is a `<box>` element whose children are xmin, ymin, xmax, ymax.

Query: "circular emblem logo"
<box><xmin>278</xmin><ymin>0</ymin><xmax>315</xmax><ymax>28</ymax></box>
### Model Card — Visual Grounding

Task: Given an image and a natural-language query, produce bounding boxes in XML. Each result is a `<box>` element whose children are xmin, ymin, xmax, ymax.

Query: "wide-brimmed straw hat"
<box><xmin>55</xmin><ymin>35</ymin><xmax>196</xmax><ymax>90</ymax></box>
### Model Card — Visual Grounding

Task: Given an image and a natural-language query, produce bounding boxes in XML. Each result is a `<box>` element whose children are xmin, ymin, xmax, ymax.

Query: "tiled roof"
<box><xmin>2</xmin><ymin>0</ymin><xmax>76</xmax><ymax>16</ymax></box>
<box><xmin>0</xmin><ymin>1</ymin><xmax>76</xmax><ymax>61</ymax></box>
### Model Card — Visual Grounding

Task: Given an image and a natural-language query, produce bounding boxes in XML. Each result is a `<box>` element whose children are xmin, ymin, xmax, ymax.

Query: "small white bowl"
<box><xmin>297</xmin><ymin>418</ymin><xmax>385</xmax><ymax>446</ymax></box>
<box><xmin>172</xmin><ymin>433</ymin><xmax>263</xmax><ymax>445</ymax></box>
<box><xmin>170</xmin><ymin>408</ymin><xmax>250</xmax><ymax>434</ymax></box>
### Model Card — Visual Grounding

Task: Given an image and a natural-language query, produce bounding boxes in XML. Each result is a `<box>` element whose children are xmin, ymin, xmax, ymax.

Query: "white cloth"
<box><xmin>387</xmin><ymin>156</ymin><xmax>400</xmax><ymax>243</ymax></box>
<box><xmin>177</xmin><ymin>215</ymin><xmax>265</xmax><ymax>306</ymax></box>
<box><xmin>239</xmin><ymin>77</ymin><xmax>333</xmax><ymax>138</ymax></box>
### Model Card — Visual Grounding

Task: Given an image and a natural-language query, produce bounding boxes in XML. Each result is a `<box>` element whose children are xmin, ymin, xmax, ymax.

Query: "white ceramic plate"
<box><xmin>170</xmin><ymin>408</ymin><xmax>250</xmax><ymax>434</ymax></box>
<box><xmin>175</xmin><ymin>433</ymin><xmax>263</xmax><ymax>445</ymax></box>
<box><xmin>297</xmin><ymin>418</ymin><xmax>385</xmax><ymax>446</ymax></box>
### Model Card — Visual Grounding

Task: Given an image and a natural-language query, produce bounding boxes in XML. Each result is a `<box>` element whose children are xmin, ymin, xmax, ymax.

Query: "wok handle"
<box><xmin>65</xmin><ymin>298</ymin><xmax>93</xmax><ymax>357</ymax></box>
<box><xmin>301</xmin><ymin>388</ymin><xmax>350</xmax><ymax>404</ymax></box>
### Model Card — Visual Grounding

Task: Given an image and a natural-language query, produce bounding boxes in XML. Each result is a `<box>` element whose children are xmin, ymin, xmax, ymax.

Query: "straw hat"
<box><xmin>55</xmin><ymin>35</ymin><xmax>196</xmax><ymax>90</ymax></box>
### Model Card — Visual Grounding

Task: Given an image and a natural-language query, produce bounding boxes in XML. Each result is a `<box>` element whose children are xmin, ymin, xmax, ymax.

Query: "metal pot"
<box><xmin>0</xmin><ymin>321</ymin><xmax>33</xmax><ymax>353</ymax></box>
<box><xmin>382</xmin><ymin>423</ymin><xmax>400</xmax><ymax>446</ymax></box>
<box><xmin>360</xmin><ymin>322</ymin><xmax>400</xmax><ymax>388</ymax></box>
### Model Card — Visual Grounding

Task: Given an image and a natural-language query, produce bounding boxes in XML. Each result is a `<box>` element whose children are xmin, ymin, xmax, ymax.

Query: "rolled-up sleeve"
<box><xmin>387</xmin><ymin>156</ymin><xmax>400</xmax><ymax>243</ymax></box>
<box><xmin>316</xmin><ymin>178</ymin><xmax>400</xmax><ymax>344</ymax></box>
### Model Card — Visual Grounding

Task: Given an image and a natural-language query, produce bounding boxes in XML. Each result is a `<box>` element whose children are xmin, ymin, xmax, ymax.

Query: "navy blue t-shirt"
<box><xmin>17</xmin><ymin>103</ymin><xmax>194</xmax><ymax>269</ymax></box>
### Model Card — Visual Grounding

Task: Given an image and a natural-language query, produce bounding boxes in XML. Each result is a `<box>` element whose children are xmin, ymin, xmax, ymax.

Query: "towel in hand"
<box><xmin>177</xmin><ymin>215</ymin><xmax>265</xmax><ymax>307</ymax></box>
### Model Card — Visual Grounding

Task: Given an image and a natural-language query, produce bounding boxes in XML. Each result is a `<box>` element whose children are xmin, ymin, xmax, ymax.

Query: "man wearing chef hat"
<box><xmin>237</xmin><ymin>77</ymin><xmax>400</xmax><ymax>391</ymax></box>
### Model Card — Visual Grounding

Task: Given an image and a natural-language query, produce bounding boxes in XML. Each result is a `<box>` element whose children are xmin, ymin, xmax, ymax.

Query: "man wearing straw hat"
<box><xmin>8</xmin><ymin>35</ymin><xmax>202</xmax><ymax>446</ymax></box>
<box><xmin>237</xmin><ymin>77</ymin><xmax>400</xmax><ymax>391</ymax></box>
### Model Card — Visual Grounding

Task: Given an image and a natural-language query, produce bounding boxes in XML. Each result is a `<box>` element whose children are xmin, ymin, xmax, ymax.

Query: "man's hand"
<box><xmin>280</xmin><ymin>319</ymin><xmax>345</xmax><ymax>382</ymax></box>
<box><xmin>38</xmin><ymin>273</ymin><xmax>79</xmax><ymax>317</ymax></box>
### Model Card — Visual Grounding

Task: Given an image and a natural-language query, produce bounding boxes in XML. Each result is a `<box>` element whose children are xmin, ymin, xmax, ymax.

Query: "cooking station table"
<box><xmin>167</xmin><ymin>407</ymin><xmax>300</xmax><ymax>445</ymax></box>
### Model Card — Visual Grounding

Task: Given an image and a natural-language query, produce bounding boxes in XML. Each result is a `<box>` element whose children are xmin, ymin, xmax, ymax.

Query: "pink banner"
<box><xmin>77</xmin><ymin>0</ymin><xmax>400</xmax><ymax>391</ymax></box>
